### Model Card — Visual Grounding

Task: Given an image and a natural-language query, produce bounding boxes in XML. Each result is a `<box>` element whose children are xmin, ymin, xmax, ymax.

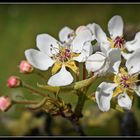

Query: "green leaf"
<box><xmin>74</xmin><ymin>75</ymin><xmax>97</xmax><ymax>90</ymax></box>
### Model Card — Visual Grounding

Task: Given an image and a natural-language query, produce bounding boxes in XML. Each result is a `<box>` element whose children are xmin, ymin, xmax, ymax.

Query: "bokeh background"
<box><xmin>0</xmin><ymin>4</ymin><xmax>140</xmax><ymax>136</ymax></box>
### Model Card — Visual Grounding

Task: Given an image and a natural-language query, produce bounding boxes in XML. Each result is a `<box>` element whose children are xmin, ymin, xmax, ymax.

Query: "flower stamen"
<box><xmin>114</xmin><ymin>36</ymin><xmax>125</xmax><ymax>49</ymax></box>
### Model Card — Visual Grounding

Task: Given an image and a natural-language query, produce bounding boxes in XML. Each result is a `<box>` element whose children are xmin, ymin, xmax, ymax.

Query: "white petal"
<box><xmin>87</xmin><ymin>23</ymin><xmax>95</xmax><ymax>34</ymax></box>
<box><xmin>71</xmin><ymin>29</ymin><xmax>92</xmax><ymax>53</ymax></box>
<box><xmin>83</xmin><ymin>42</ymin><xmax>93</xmax><ymax>56</ymax></box>
<box><xmin>100</xmin><ymin>42</ymin><xmax>111</xmax><ymax>55</ymax></box>
<box><xmin>86</xmin><ymin>23</ymin><xmax>96</xmax><ymax>41</ymax></box>
<box><xmin>108</xmin><ymin>48</ymin><xmax>121</xmax><ymax>74</ymax></box>
<box><xmin>36</xmin><ymin>34</ymin><xmax>60</xmax><ymax>57</ymax></box>
<box><xmin>108</xmin><ymin>15</ymin><xmax>124</xmax><ymax>39</ymax></box>
<box><xmin>94</xmin><ymin>23</ymin><xmax>108</xmax><ymax>43</ymax></box>
<box><xmin>85</xmin><ymin>52</ymin><xmax>106</xmax><ymax>73</ymax></box>
<box><xmin>48</xmin><ymin>65</ymin><xmax>73</xmax><ymax>86</ymax></box>
<box><xmin>95</xmin><ymin>82</ymin><xmax>117</xmax><ymax>112</ymax></box>
<box><xmin>133</xmin><ymin>85</ymin><xmax>140</xmax><ymax>97</ymax></box>
<box><xmin>73</xmin><ymin>42</ymin><xmax>93</xmax><ymax>62</ymax></box>
<box><xmin>118</xmin><ymin>93</ymin><xmax>132</xmax><ymax>110</ymax></box>
<box><xmin>25</xmin><ymin>49</ymin><xmax>55</xmax><ymax>71</ymax></box>
<box><xmin>125</xmin><ymin>32</ymin><xmax>140</xmax><ymax>52</ymax></box>
<box><xmin>121</xmin><ymin>52</ymin><xmax>133</xmax><ymax>60</ymax></box>
<box><xmin>75</xmin><ymin>25</ymin><xmax>87</xmax><ymax>34</ymax></box>
<box><xmin>59</xmin><ymin>26</ymin><xmax>74</xmax><ymax>43</ymax></box>
<box><xmin>126</xmin><ymin>49</ymin><xmax>140</xmax><ymax>75</ymax></box>
<box><xmin>73</xmin><ymin>52</ymin><xmax>87</xmax><ymax>62</ymax></box>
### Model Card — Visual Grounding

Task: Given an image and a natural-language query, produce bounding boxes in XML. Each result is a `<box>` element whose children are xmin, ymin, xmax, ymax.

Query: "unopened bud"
<box><xmin>19</xmin><ymin>60</ymin><xmax>34</xmax><ymax>74</ymax></box>
<box><xmin>7</xmin><ymin>76</ymin><xmax>21</xmax><ymax>88</ymax></box>
<box><xmin>0</xmin><ymin>96</ymin><xmax>12</xmax><ymax>112</ymax></box>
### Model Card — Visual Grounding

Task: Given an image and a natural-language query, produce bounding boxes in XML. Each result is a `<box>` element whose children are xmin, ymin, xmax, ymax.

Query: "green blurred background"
<box><xmin>0</xmin><ymin>4</ymin><xmax>140</xmax><ymax>136</ymax></box>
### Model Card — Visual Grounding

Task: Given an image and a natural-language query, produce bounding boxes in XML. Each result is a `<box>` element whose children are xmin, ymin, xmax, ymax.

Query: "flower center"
<box><xmin>114</xmin><ymin>68</ymin><xmax>139</xmax><ymax>90</ymax></box>
<box><xmin>120</xmin><ymin>75</ymin><xmax>130</xmax><ymax>88</ymax></box>
<box><xmin>55</xmin><ymin>48</ymin><xmax>72</xmax><ymax>62</ymax></box>
<box><xmin>114</xmin><ymin>36</ymin><xmax>125</xmax><ymax>48</ymax></box>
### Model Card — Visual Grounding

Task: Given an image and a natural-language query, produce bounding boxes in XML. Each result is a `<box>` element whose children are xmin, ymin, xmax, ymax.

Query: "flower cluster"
<box><xmin>1</xmin><ymin>15</ymin><xmax>140</xmax><ymax>123</ymax></box>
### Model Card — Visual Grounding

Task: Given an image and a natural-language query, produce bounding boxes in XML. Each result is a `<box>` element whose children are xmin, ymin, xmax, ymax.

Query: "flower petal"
<box><xmin>75</xmin><ymin>25</ymin><xmax>87</xmax><ymax>34</ymax></box>
<box><xmin>100</xmin><ymin>42</ymin><xmax>111</xmax><ymax>55</ymax></box>
<box><xmin>59</xmin><ymin>26</ymin><xmax>74</xmax><ymax>43</ymax></box>
<box><xmin>86</xmin><ymin>23</ymin><xmax>96</xmax><ymax>40</ymax></box>
<box><xmin>108</xmin><ymin>15</ymin><xmax>124</xmax><ymax>39</ymax></box>
<box><xmin>73</xmin><ymin>52</ymin><xmax>87</xmax><ymax>63</ymax></box>
<box><xmin>71</xmin><ymin>29</ymin><xmax>92</xmax><ymax>53</ymax></box>
<box><xmin>85</xmin><ymin>52</ymin><xmax>106</xmax><ymax>73</ymax></box>
<box><xmin>73</xmin><ymin>42</ymin><xmax>93</xmax><ymax>62</ymax></box>
<box><xmin>126</xmin><ymin>49</ymin><xmax>140</xmax><ymax>75</ymax></box>
<box><xmin>95</xmin><ymin>82</ymin><xmax>117</xmax><ymax>112</ymax></box>
<box><xmin>108</xmin><ymin>48</ymin><xmax>121</xmax><ymax>74</ymax></box>
<box><xmin>118</xmin><ymin>93</ymin><xmax>132</xmax><ymax>110</ymax></box>
<box><xmin>25</xmin><ymin>49</ymin><xmax>55</xmax><ymax>71</ymax></box>
<box><xmin>36</xmin><ymin>34</ymin><xmax>60</xmax><ymax>57</ymax></box>
<box><xmin>94</xmin><ymin>23</ymin><xmax>108</xmax><ymax>43</ymax></box>
<box><xmin>125</xmin><ymin>32</ymin><xmax>140</xmax><ymax>52</ymax></box>
<box><xmin>121</xmin><ymin>52</ymin><xmax>133</xmax><ymax>60</ymax></box>
<box><xmin>48</xmin><ymin>65</ymin><xmax>73</xmax><ymax>86</ymax></box>
<box><xmin>133</xmin><ymin>85</ymin><xmax>140</xmax><ymax>97</ymax></box>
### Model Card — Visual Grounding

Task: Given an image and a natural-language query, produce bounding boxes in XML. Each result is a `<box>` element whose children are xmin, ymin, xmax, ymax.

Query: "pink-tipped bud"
<box><xmin>7</xmin><ymin>76</ymin><xmax>21</xmax><ymax>88</ymax></box>
<box><xmin>19</xmin><ymin>60</ymin><xmax>34</xmax><ymax>74</ymax></box>
<box><xmin>0</xmin><ymin>96</ymin><xmax>11</xmax><ymax>112</ymax></box>
<box><xmin>75</xmin><ymin>25</ymin><xmax>87</xmax><ymax>34</ymax></box>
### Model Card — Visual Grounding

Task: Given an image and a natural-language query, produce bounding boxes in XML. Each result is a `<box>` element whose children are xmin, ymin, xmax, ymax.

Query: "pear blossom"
<box><xmin>25</xmin><ymin>27</ymin><xmax>93</xmax><ymax>86</ymax></box>
<box><xmin>92</xmin><ymin>15</ymin><xmax>140</xmax><ymax>59</ymax></box>
<box><xmin>95</xmin><ymin>49</ymin><xmax>140</xmax><ymax>112</ymax></box>
<box><xmin>59</xmin><ymin>26</ymin><xmax>94</xmax><ymax>62</ymax></box>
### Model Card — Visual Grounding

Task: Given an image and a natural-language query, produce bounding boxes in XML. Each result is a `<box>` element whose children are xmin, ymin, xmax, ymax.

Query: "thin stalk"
<box><xmin>83</xmin><ymin>63</ymin><xmax>86</xmax><ymax>80</ymax></box>
<box><xmin>22</xmin><ymin>82</ymin><xmax>48</xmax><ymax>97</ymax></box>
<box><xmin>13</xmin><ymin>100</ymin><xmax>38</xmax><ymax>105</ymax></box>
<box><xmin>76</xmin><ymin>63</ymin><xmax>80</xmax><ymax>82</ymax></box>
<box><xmin>74</xmin><ymin>91</ymin><xmax>87</xmax><ymax>118</ymax></box>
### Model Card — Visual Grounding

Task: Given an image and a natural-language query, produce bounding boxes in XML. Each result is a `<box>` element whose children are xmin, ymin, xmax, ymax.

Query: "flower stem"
<box><xmin>13</xmin><ymin>100</ymin><xmax>38</xmax><ymax>105</ymax></box>
<box><xmin>83</xmin><ymin>63</ymin><xmax>86</xmax><ymax>80</ymax></box>
<box><xmin>22</xmin><ymin>82</ymin><xmax>48</xmax><ymax>97</ymax></box>
<box><xmin>65</xmin><ymin>90</ymin><xmax>87</xmax><ymax>136</ymax></box>
<box><xmin>74</xmin><ymin>91</ymin><xmax>87</xmax><ymax>118</ymax></box>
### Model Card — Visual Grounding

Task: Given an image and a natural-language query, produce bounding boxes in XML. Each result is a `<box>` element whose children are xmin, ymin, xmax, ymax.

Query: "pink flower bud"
<box><xmin>7</xmin><ymin>76</ymin><xmax>21</xmax><ymax>88</ymax></box>
<box><xmin>75</xmin><ymin>25</ymin><xmax>87</xmax><ymax>34</ymax></box>
<box><xmin>0</xmin><ymin>96</ymin><xmax>11</xmax><ymax>112</ymax></box>
<box><xmin>19</xmin><ymin>60</ymin><xmax>33</xmax><ymax>74</ymax></box>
